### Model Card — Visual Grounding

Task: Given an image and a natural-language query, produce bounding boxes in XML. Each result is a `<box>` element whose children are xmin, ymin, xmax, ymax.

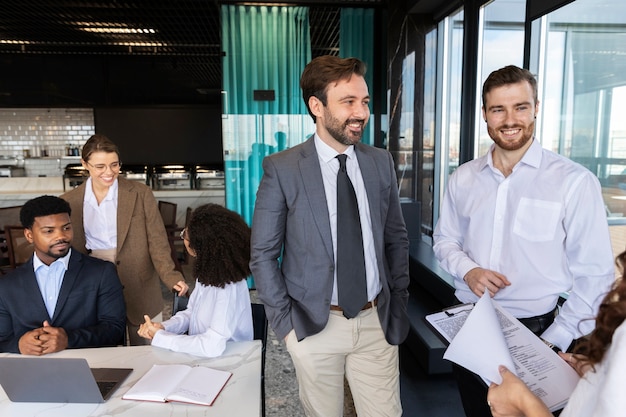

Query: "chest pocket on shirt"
<box><xmin>513</xmin><ymin>198</ymin><xmax>562</xmax><ymax>242</ymax></box>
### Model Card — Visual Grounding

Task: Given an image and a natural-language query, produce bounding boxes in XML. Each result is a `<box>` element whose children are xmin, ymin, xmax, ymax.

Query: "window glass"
<box><xmin>532</xmin><ymin>0</ymin><xmax>626</xmax><ymax>262</ymax></box>
<box><xmin>444</xmin><ymin>9</ymin><xmax>464</xmax><ymax>176</ymax></box>
<box><xmin>420</xmin><ymin>30</ymin><xmax>437</xmax><ymax>235</ymax></box>
<box><xmin>476</xmin><ymin>0</ymin><xmax>526</xmax><ymax>156</ymax></box>
<box><xmin>427</xmin><ymin>8</ymin><xmax>464</xmax><ymax>239</ymax></box>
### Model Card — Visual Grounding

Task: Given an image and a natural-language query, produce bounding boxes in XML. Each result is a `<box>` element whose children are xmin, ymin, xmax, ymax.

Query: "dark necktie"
<box><xmin>335</xmin><ymin>154</ymin><xmax>367</xmax><ymax>318</ymax></box>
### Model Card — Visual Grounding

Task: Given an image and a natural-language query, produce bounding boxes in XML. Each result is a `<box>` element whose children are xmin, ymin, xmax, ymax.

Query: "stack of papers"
<box><xmin>426</xmin><ymin>292</ymin><xmax>580</xmax><ymax>412</ymax></box>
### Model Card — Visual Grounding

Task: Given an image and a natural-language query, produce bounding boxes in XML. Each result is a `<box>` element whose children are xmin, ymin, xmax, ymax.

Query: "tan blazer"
<box><xmin>62</xmin><ymin>177</ymin><xmax>184</xmax><ymax>324</ymax></box>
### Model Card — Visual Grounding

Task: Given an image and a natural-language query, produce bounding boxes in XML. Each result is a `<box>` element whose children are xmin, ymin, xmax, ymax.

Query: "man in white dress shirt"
<box><xmin>433</xmin><ymin>65</ymin><xmax>615</xmax><ymax>417</ymax></box>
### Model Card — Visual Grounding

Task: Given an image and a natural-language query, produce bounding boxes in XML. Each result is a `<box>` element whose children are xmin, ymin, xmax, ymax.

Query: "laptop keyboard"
<box><xmin>97</xmin><ymin>381</ymin><xmax>117</xmax><ymax>398</ymax></box>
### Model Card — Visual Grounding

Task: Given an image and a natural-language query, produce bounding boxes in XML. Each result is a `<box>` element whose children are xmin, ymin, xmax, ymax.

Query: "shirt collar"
<box><xmin>483</xmin><ymin>138</ymin><xmax>541</xmax><ymax>172</ymax></box>
<box><xmin>84</xmin><ymin>177</ymin><xmax>119</xmax><ymax>205</ymax></box>
<box><xmin>33</xmin><ymin>248</ymin><xmax>71</xmax><ymax>272</ymax></box>
<box><xmin>314</xmin><ymin>134</ymin><xmax>355</xmax><ymax>163</ymax></box>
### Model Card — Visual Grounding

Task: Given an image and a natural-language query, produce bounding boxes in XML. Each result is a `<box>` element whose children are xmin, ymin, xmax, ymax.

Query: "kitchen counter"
<box><xmin>0</xmin><ymin>177</ymin><xmax>225</xmax><ymax>226</ymax></box>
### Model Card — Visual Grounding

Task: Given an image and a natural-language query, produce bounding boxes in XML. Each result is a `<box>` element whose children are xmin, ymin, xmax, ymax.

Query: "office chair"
<box><xmin>172</xmin><ymin>291</ymin><xmax>190</xmax><ymax>315</ymax></box>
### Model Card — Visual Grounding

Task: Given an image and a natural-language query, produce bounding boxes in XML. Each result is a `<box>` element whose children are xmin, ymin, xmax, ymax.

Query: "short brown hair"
<box><xmin>300</xmin><ymin>55</ymin><xmax>367</xmax><ymax>122</ymax></box>
<box><xmin>482</xmin><ymin>65</ymin><xmax>538</xmax><ymax>106</ymax></box>
<box><xmin>81</xmin><ymin>134</ymin><xmax>120</xmax><ymax>162</ymax></box>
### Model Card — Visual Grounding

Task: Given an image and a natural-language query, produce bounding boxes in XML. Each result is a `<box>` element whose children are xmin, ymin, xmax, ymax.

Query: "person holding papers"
<box><xmin>487</xmin><ymin>250</ymin><xmax>626</xmax><ymax>417</ymax></box>
<box><xmin>0</xmin><ymin>195</ymin><xmax>126</xmax><ymax>354</ymax></box>
<box><xmin>137</xmin><ymin>204</ymin><xmax>253</xmax><ymax>357</ymax></box>
<box><xmin>433</xmin><ymin>65</ymin><xmax>615</xmax><ymax>417</ymax></box>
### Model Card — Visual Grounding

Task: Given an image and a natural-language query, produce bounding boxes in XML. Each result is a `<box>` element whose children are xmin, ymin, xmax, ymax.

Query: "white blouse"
<box><xmin>151</xmin><ymin>279</ymin><xmax>253</xmax><ymax>357</ymax></box>
<box><xmin>561</xmin><ymin>320</ymin><xmax>626</xmax><ymax>417</ymax></box>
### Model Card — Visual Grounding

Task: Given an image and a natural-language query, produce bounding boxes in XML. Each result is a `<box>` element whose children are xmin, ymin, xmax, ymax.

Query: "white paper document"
<box><xmin>439</xmin><ymin>292</ymin><xmax>580</xmax><ymax>412</ymax></box>
<box><xmin>123</xmin><ymin>364</ymin><xmax>232</xmax><ymax>406</ymax></box>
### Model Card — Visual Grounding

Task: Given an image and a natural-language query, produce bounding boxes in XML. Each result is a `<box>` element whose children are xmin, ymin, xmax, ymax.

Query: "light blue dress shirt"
<box><xmin>33</xmin><ymin>249</ymin><xmax>70</xmax><ymax>318</ymax></box>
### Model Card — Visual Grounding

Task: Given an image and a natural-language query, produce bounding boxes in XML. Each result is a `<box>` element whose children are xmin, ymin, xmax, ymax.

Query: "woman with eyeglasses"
<box><xmin>61</xmin><ymin>134</ymin><xmax>188</xmax><ymax>345</ymax></box>
<box><xmin>137</xmin><ymin>204</ymin><xmax>253</xmax><ymax>357</ymax></box>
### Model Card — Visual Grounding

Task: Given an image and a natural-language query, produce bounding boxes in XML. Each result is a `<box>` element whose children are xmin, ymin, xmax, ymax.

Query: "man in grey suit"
<box><xmin>250</xmin><ymin>56</ymin><xmax>410</xmax><ymax>417</ymax></box>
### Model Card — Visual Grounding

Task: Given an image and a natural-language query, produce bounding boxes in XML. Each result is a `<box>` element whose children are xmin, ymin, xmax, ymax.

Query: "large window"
<box><xmin>476</xmin><ymin>0</ymin><xmax>525</xmax><ymax>156</ymax></box>
<box><xmin>530</xmin><ymin>0</ymin><xmax>626</xmax><ymax>260</ymax></box>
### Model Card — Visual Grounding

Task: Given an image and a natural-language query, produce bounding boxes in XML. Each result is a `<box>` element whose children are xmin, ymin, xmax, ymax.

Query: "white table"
<box><xmin>0</xmin><ymin>340</ymin><xmax>261</xmax><ymax>417</ymax></box>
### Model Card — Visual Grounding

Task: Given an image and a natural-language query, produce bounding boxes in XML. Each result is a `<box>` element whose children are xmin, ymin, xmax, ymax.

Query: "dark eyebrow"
<box><xmin>339</xmin><ymin>94</ymin><xmax>370</xmax><ymax>101</ymax></box>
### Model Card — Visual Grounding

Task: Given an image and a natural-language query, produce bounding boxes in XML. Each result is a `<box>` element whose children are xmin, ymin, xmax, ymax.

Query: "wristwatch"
<box><xmin>541</xmin><ymin>338</ymin><xmax>561</xmax><ymax>353</ymax></box>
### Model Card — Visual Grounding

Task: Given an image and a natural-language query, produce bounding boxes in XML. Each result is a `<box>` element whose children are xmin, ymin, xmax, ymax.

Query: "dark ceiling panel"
<box><xmin>0</xmin><ymin>0</ymin><xmax>382</xmax><ymax>105</ymax></box>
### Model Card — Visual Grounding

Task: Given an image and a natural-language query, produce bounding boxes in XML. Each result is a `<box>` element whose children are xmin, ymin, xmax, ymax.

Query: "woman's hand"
<box><xmin>172</xmin><ymin>280</ymin><xmax>189</xmax><ymax>296</ymax></box>
<box><xmin>137</xmin><ymin>315</ymin><xmax>165</xmax><ymax>340</ymax></box>
<box><xmin>487</xmin><ymin>366</ymin><xmax>552</xmax><ymax>417</ymax></box>
<box><xmin>559</xmin><ymin>351</ymin><xmax>590</xmax><ymax>377</ymax></box>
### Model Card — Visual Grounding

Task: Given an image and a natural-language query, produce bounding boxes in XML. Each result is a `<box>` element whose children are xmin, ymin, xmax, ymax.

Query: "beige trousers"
<box><xmin>285</xmin><ymin>306</ymin><xmax>401</xmax><ymax>417</ymax></box>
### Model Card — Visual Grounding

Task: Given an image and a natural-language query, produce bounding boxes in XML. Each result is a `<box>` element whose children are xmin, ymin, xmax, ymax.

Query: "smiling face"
<box><xmin>309</xmin><ymin>75</ymin><xmax>370</xmax><ymax>152</ymax></box>
<box><xmin>24</xmin><ymin>213</ymin><xmax>73</xmax><ymax>265</ymax></box>
<box><xmin>482</xmin><ymin>80</ymin><xmax>539</xmax><ymax>152</ymax></box>
<box><xmin>82</xmin><ymin>150</ymin><xmax>121</xmax><ymax>191</ymax></box>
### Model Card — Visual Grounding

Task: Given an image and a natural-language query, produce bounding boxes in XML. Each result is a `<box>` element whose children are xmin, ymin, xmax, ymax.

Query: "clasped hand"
<box><xmin>137</xmin><ymin>315</ymin><xmax>165</xmax><ymax>340</ymax></box>
<box><xmin>18</xmin><ymin>320</ymin><xmax>68</xmax><ymax>355</ymax></box>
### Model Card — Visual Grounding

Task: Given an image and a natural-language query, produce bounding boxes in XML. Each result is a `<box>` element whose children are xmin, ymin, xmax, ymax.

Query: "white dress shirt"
<box><xmin>314</xmin><ymin>134</ymin><xmax>381</xmax><ymax>305</ymax></box>
<box><xmin>433</xmin><ymin>139</ymin><xmax>615</xmax><ymax>350</ymax></box>
<box><xmin>83</xmin><ymin>177</ymin><xmax>118</xmax><ymax>250</ymax></box>
<box><xmin>33</xmin><ymin>249</ymin><xmax>70</xmax><ymax>318</ymax></box>
<box><xmin>561</xmin><ymin>320</ymin><xmax>626</xmax><ymax>417</ymax></box>
<box><xmin>152</xmin><ymin>279</ymin><xmax>253</xmax><ymax>357</ymax></box>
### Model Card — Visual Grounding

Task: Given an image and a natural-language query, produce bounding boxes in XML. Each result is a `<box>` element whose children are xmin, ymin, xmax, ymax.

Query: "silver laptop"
<box><xmin>0</xmin><ymin>357</ymin><xmax>133</xmax><ymax>403</ymax></box>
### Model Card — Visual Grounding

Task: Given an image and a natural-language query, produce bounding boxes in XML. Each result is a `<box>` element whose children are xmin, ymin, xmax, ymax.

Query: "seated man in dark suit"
<box><xmin>0</xmin><ymin>195</ymin><xmax>126</xmax><ymax>355</ymax></box>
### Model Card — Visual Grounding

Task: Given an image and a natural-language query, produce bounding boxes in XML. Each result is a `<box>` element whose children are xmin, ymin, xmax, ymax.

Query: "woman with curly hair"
<box><xmin>487</xmin><ymin>251</ymin><xmax>626</xmax><ymax>417</ymax></box>
<box><xmin>137</xmin><ymin>203</ymin><xmax>253</xmax><ymax>357</ymax></box>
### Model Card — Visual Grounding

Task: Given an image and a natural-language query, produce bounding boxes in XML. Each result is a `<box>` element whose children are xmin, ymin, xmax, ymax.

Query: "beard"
<box><xmin>487</xmin><ymin>120</ymin><xmax>535</xmax><ymax>151</ymax></box>
<box><xmin>323</xmin><ymin>107</ymin><xmax>367</xmax><ymax>146</ymax></box>
<box><xmin>46</xmin><ymin>241</ymin><xmax>71</xmax><ymax>259</ymax></box>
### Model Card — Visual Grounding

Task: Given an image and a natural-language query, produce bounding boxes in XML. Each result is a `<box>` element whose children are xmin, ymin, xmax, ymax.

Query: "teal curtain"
<box><xmin>340</xmin><ymin>8</ymin><xmax>375</xmax><ymax>145</ymax></box>
<box><xmin>222</xmin><ymin>5</ymin><xmax>313</xmax><ymax>287</ymax></box>
<box><xmin>222</xmin><ymin>4</ymin><xmax>311</xmax><ymax>221</ymax></box>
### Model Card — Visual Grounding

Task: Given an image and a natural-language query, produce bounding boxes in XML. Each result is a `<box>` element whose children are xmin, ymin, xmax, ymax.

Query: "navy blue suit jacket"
<box><xmin>0</xmin><ymin>249</ymin><xmax>126</xmax><ymax>353</ymax></box>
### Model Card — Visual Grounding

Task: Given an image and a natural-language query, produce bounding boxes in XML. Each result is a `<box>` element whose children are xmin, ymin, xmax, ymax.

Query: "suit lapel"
<box><xmin>355</xmin><ymin>145</ymin><xmax>383</xmax><ymax>246</ymax></box>
<box><xmin>22</xmin><ymin>259</ymin><xmax>53</xmax><ymax>321</ymax></box>
<box><xmin>299</xmin><ymin>138</ymin><xmax>334</xmax><ymax>261</ymax></box>
<box><xmin>116</xmin><ymin>178</ymin><xmax>136</xmax><ymax>251</ymax></box>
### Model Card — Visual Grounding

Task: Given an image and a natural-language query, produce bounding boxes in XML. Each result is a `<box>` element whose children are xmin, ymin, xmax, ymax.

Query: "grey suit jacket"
<box><xmin>250</xmin><ymin>137</ymin><xmax>410</xmax><ymax>345</ymax></box>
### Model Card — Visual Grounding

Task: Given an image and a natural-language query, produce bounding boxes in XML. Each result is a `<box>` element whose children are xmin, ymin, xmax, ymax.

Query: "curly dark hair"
<box><xmin>574</xmin><ymin>251</ymin><xmax>626</xmax><ymax>368</ymax></box>
<box><xmin>20</xmin><ymin>195</ymin><xmax>72</xmax><ymax>229</ymax></box>
<box><xmin>186</xmin><ymin>203</ymin><xmax>251</xmax><ymax>288</ymax></box>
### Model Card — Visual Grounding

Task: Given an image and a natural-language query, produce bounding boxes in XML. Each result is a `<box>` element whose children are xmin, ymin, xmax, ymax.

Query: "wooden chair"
<box><xmin>5</xmin><ymin>225</ymin><xmax>33</xmax><ymax>269</ymax></box>
<box><xmin>0</xmin><ymin>206</ymin><xmax>23</xmax><ymax>272</ymax></box>
<box><xmin>158</xmin><ymin>201</ymin><xmax>184</xmax><ymax>274</ymax></box>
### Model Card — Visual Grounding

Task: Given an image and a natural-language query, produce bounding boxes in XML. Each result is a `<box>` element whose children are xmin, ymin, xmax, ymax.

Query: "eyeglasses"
<box><xmin>179</xmin><ymin>228</ymin><xmax>188</xmax><ymax>241</ymax></box>
<box><xmin>85</xmin><ymin>161</ymin><xmax>122</xmax><ymax>173</ymax></box>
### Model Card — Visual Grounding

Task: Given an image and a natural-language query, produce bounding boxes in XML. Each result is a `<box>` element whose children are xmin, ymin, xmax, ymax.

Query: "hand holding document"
<box><xmin>428</xmin><ymin>292</ymin><xmax>580</xmax><ymax>412</ymax></box>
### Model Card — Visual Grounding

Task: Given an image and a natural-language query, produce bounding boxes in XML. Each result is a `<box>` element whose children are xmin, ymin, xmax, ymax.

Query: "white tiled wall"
<box><xmin>0</xmin><ymin>108</ymin><xmax>94</xmax><ymax>159</ymax></box>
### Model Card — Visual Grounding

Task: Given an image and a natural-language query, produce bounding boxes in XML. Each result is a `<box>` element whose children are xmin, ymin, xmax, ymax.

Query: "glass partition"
<box><xmin>530</xmin><ymin>0</ymin><xmax>626</xmax><ymax>262</ymax></box>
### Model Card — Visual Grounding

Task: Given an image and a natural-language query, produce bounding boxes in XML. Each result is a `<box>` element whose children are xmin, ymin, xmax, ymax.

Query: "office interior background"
<box><xmin>1</xmin><ymin>0</ymin><xmax>625</xmax><ymax>308</ymax></box>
